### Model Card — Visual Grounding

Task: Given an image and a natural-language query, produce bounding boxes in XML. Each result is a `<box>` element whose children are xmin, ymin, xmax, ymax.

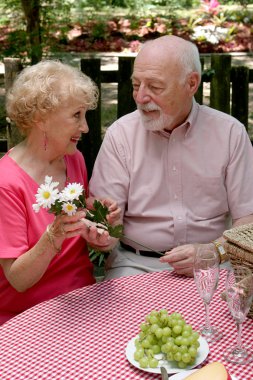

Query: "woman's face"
<box><xmin>43</xmin><ymin>99</ymin><xmax>89</xmax><ymax>156</ymax></box>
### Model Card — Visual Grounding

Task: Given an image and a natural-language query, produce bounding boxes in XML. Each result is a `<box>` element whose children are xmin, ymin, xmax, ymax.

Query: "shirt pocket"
<box><xmin>185</xmin><ymin>175</ymin><xmax>228</xmax><ymax>219</ymax></box>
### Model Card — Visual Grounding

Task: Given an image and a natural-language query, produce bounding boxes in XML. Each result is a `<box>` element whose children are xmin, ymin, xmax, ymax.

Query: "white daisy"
<box><xmin>35</xmin><ymin>178</ymin><xmax>60</xmax><ymax>209</ymax></box>
<box><xmin>60</xmin><ymin>182</ymin><xmax>84</xmax><ymax>202</ymax></box>
<box><xmin>45</xmin><ymin>176</ymin><xmax>52</xmax><ymax>184</ymax></box>
<box><xmin>44</xmin><ymin>175</ymin><xmax>59</xmax><ymax>188</ymax></box>
<box><xmin>62</xmin><ymin>202</ymin><xmax>77</xmax><ymax>216</ymax></box>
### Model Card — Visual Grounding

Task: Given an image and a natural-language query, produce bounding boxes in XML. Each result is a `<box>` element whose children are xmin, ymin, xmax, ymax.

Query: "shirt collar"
<box><xmin>153</xmin><ymin>129</ymin><xmax>171</xmax><ymax>139</ymax></box>
<box><xmin>184</xmin><ymin>98</ymin><xmax>199</xmax><ymax>137</ymax></box>
<box><xmin>153</xmin><ymin>99</ymin><xmax>198</xmax><ymax>139</ymax></box>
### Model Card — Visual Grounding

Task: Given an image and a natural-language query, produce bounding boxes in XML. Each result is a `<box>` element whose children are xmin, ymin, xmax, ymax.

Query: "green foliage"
<box><xmin>103</xmin><ymin>0</ymin><xmax>197</xmax><ymax>9</ymax></box>
<box><xmin>222</xmin><ymin>0</ymin><xmax>253</xmax><ymax>7</ymax></box>
<box><xmin>211</xmin><ymin>11</ymin><xmax>228</xmax><ymax>26</ymax></box>
<box><xmin>88</xmin><ymin>246</ymin><xmax>109</xmax><ymax>267</ymax></box>
<box><xmin>70</xmin><ymin>0</ymin><xmax>108</xmax><ymax>12</ymax></box>
<box><xmin>86</xmin><ymin>200</ymin><xmax>124</xmax><ymax>238</ymax></box>
<box><xmin>151</xmin><ymin>0</ymin><xmax>197</xmax><ymax>8</ymax></box>
<box><xmin>2</xmin><ymin>29</ymin><xmax>27</xmax><ymax>58</ymax></box>
<box><xmin>85</xmin><ymin>199</ymin><xmax>123</xmax><ymax>267</ymax></box>
<box><xmin>225</xmin><ymin>7</ymin><xmax>253</xmax><ymax>22</ymax></box>
<box><xmin>0</xmin><ymin>0</ymin><xmax>252</xmax><ymax>61</ymax></box>
<box><xmin>91</xmin><ymin>20</ymin><xmax>109</xmax><ymax>40</ymax></box>
<box><xmin>0</xmin><ymin>0</ymin><xmax>72</xmax><ymax>62</ymax></box>
<box><xmin>185</xmin><ymin>16</ymin><xmax>203</xmax><ymax>33</ymax></box>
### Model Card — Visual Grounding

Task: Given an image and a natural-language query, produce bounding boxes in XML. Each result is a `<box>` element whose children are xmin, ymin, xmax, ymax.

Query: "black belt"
<box><xmin>120</xmin><ymin>242</ymin><xmax>164</xmax><ymax>258</ymax></box>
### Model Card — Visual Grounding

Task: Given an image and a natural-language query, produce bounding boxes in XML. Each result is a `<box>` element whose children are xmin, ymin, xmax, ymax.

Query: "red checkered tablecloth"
<box><xmin>0</xmin><ymin>270</ymin><xmax>252</xmax><ymax>380</ymax></box>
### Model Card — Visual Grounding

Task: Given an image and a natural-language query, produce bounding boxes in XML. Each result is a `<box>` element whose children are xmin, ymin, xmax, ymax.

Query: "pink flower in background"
<box><xmin>129</xmin><ymin>40</ymin><xmax>142</xmax><ymax>53</ymax></box>
<box><xmin>202</xmin><ymin>0</ymin><xmax>220</xmax><ymax>14</ymax></box>
<box><xmin>210</xmin><ymin>0</ymin><xmax>220</xmax><ymax>9</ymax></box>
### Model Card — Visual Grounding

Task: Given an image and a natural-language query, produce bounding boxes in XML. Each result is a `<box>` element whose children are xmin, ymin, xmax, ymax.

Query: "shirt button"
<box><xmin>174</xmin><ymin>194</ymin><xmax>178</xmax><ymax>199</ymax></box>
<box><xmin>177</xmin><ymin>216</ymin><xmax>182</xmax><ymax>221</ymax></box>
<box><xmin>172</xmin><ymin>166</ymin><xmax>177</xmax><ymax>171</ymax></box>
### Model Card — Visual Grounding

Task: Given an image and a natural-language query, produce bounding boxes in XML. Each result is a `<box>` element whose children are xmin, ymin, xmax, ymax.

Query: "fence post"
<box><xmin>231</xmin><ymin>66</ymin><xmax>249</xmax><ymax>130</ymax></box>
<box><xmin>210</xmin><ymin>54</ymin><xmax>231</xmax><ymax>114</ymax></box>
<box><xmin>195</xmin><ymin>57</ymin><xmax>205</xmax><ymax>104</ymax></box>
<box><xmin>3</xmin><ymin>57</ymin><xmax>23</xmax><ymax>149</ymax></box>
<box><xmin>80</xmin><ymin>58</ymin><xmax>102</xmax><ymax>179</ymax></box>
<box><xmin>117</xmin><ymin>57</ymin><xmax>136</xmax><ymax>118</ymax></box>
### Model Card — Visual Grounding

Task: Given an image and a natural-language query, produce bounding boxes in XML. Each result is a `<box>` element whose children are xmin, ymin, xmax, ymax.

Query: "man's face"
<box><xmin>132</xmin><ymin>55</ymin><xmax>190</xmax><ymax>132</ymax></box>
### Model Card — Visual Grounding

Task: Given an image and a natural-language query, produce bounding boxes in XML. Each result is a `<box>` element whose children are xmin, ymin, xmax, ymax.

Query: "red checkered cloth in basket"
<box><xmin>0</xmin><ymin>270</ymin><xmax>252</xmax><ymax>380</ymax></box>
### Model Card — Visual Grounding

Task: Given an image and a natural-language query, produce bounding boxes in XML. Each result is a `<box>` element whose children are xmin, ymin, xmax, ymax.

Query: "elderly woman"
<box><xmin>0</xmin><ymin>60</ymin><xmax>119</xmax><ymax>325</ymax></box>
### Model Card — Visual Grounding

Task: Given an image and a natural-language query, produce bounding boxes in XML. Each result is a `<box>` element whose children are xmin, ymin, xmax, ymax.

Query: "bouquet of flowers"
<box><xmin>33</xmin><ymin>176</ymin><xmax>123</xmax><ymax>265</ymax></box>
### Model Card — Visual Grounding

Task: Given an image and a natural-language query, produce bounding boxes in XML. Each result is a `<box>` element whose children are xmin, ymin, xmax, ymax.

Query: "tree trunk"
<box><xmin>4</xmin><ymin>58</ymin><xmax>23</xmax><ymax>149</ymax></box>
<box><xmin>21</xmin><ymin>0</ymin><xmax>42</xmax><ymax>64</ymax></box>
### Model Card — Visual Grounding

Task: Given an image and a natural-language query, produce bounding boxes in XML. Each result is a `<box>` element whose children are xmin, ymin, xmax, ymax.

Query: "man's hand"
<box><xmin>159</xmin><ymin>243</ymin><xmax>215</xmax><ymax>277</ymax></box>
<box><xmin>86</xmin><ymin>196</ymin><xmax>122</xmax><ymax>226</ymax></box>
<box><xmin>101</xmin><ymin>198</ymin><xmax>122</xmax><ymax>225</ymax></box>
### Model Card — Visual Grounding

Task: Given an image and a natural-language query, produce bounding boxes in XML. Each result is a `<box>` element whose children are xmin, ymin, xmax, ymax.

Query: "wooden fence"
<box><xmin>1</xmin><ymin>55</ymin><xmax>253</xmax><ymax>177</ymax></box>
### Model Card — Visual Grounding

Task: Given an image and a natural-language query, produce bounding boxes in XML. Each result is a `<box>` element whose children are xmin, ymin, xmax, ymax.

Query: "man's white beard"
<box><xmin>138</xmin><ymin>102</ymin><xmax>173</xmax><ymax>131</ymax></box>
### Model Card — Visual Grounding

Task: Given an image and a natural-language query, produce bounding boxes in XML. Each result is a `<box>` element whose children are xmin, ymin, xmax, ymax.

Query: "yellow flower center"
<box><xmin>70</xmin><ymin>189</ymin><xmax>76</xmax><ymax>194</ymax></box>
<box><xmin>67</xmin><ymin>204</ymin><xmax>74</xmax><ymax>211</ymax></box>
<box><xmin>43</xmin><ymin>191</ymin><xmax>51</xmax><ymax>199</ymax></box>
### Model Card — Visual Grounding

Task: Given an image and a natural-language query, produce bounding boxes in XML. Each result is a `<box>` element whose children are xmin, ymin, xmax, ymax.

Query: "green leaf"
<box><xmin>73</xmin><ymin>193</ymin><xmax>86</xmax><ymax>209</ymax></box>
<box><xmin>86</xmin><ymin>199</ymin><xmax>124</xmax><ymax>269</ymax></box>
<box><xmin>107</xmin><ymin>224</ymin><xmax>124</xmax><ymax>238</ymax></box>
<box><xmin>92</xmin><ymin>200</ymin><xmax>110</xmax><ymax>223</ymax></box>
<box><xmin>49</xmin><ymin>199</ymin><xmax>64</xmax><ymax>215</ymax></box>
<box><xmin>88</xmin><ymin>246</ymin><xmax>109</xmax><ymax>267</ymax></box>
<box><xmin>85</xmin><ymin>199</ymin><xmax>124</xmax><ymax>238</ymax></box>
<box><xmin>98</xmin><ymin>254</ymin><xmax>105</xmax><ymax>266</ymax></box>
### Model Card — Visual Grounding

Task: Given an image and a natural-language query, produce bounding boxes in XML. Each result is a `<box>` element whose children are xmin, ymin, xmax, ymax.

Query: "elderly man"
<box><xmin>89</xmin><ymin>35</ymin><xmax>253</xmax><ymax>279</ymax></box>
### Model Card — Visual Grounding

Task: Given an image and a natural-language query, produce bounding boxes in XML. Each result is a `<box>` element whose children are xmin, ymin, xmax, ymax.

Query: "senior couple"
<box><xmin>1</xmin><ymin>35</ymin><xmax>253</xmax><ymax>324</ymax></box>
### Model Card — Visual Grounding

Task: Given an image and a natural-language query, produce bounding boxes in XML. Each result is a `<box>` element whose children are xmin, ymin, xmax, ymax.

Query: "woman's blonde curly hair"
<box><xmin>6</xmin><ymin>60</ymin><xmax>99</xmax><ymax>135</ymax></box>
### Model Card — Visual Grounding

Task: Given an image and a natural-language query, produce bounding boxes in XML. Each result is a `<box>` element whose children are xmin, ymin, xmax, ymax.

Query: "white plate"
<box><xmin>125</xmin><ymin>335</ymin><xmax>209</xmax><ymax>374</ymax></box>
<box><xmin>170</xmin><ymin>369</ymin><xmax>237</xmax><ymax>380</ymax></box>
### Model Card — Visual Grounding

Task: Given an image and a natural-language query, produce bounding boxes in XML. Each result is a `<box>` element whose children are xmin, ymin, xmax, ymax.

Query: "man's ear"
<box><xmin>187</xmin><ymin>72</ymin><xmax>201</xmax><ymax>95</ymax></box>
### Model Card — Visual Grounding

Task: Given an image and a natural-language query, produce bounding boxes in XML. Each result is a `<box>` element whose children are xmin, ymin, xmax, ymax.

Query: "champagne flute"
<box><xmin>224</xmin><ymin>265</ymin><xmax>253</xmax><ymax>364</ymax></box>
<box><xmin>194</xmin><ymin>246</ymin><xmax>223</xmax><ymax>342</ymax></box>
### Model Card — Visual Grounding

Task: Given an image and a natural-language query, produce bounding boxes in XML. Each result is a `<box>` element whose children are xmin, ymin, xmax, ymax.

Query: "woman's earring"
<box><xmin>44</xmin><ymin>132</ymin><xmax>48</xmax><ymax>151</ymax></box>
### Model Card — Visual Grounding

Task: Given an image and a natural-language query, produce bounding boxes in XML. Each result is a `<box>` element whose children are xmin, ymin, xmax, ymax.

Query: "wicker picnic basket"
<box><xmin>223</xmin><ymin>223</ymin><xmax>253</xmax><ymax>319</ymax></box>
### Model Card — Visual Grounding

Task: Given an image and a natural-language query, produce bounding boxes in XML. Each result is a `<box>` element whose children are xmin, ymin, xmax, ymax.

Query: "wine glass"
<box><xmin>223</xmin><ymin>265</ymin><xmax>253</xmax><ymax>364</ymax></box>
<box><xmin>193</xmin><ymin>246</ymin><xmax>223</xmax><ymax>342</ymax></box>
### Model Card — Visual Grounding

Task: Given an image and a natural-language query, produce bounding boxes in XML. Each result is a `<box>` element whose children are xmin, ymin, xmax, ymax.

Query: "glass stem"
<box><xmin>204</xmin><ymin>302</ymin><xmax>211</xmax><ymax>331</ymax></box>
<box><xmin>235</xmin><ymin>322</ymin><xmax>243</xmax><ymax>349</ymax></box>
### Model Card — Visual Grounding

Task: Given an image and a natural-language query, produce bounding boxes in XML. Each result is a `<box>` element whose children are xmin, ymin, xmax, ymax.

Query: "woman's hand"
<box><xmin>52</xmin><ymin>211</ymin><xmax>87</xmax><ymax>239</ymax></box>
<box><xmin>0</xmin><ymin>210</ymin><xmax>88</xmax><ymax>293</ymax></box>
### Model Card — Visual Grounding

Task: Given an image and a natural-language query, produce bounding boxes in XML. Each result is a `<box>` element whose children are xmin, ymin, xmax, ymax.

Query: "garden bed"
<box><xmin>54</xmin><ymin>15</ymin><xmax>252</xmax><ymax>54</ymax></box>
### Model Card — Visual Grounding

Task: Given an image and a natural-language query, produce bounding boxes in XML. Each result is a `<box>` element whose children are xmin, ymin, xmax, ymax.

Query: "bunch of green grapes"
<box><xmin>134</xmin><ymin>309</ymin><xmax>200</xmax><ymax>369</ymax></box>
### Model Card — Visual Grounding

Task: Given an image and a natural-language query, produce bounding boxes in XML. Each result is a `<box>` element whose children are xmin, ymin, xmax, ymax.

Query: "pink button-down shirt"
<box><xmin>89</xmin><ymin>100</ymin><xmax>253</xmax><ymax>251</ymax></box>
